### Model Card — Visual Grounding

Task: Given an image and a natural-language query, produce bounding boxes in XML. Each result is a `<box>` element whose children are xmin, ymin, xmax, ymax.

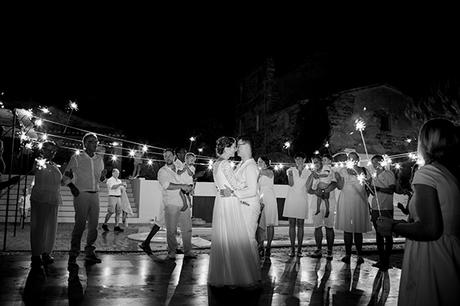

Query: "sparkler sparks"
<box><xmin>35</xmin><ymin>158</ymin><xmax>47</xmax><ymax>170</ymax></box>
<box><xmin>355</xmin><ymin>119</ymin><xmax>366</xmax><ymax>132</ymax></box>
<box><xmin>69</xmin><ymin>101</ymin><xmax>79</xmax><ymax>111</ymax></box>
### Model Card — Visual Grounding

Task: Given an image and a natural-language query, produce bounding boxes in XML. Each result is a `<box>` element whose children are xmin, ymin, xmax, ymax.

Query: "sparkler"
<box><xmin>35</xmin><ymin>158</ymin><xmax>47</xmax><ymax>170</ymax></box>
<box><xmin>111</xmin><ymin>155</ymin><xmax>118</xmax><ymax>161</ymax></box>
<box><xmin>147</xmin><ymin>159</ymin><xmax>153</xmax><ymax>166</ymax></box>
<box><xmin>39</xmin><ymin>107</ymin><xmax>50</xmax><ymax>115</ymax></box>
<box><xmin>188</xmin><ymin>136</ymin><xmax>196</xmax><ymax>152</ymax></box>
<box><xmin>283</xmin><ymin>141</ymin><xmax>291</xmax><ymax>157</ymax></box>
<box><xmin>63</xmin><ymin>100</ymin><xmax>78</xmax><ymax>134</ymax></box>
<box><xmin>129</xmin><ymin>150</ymin><xmax>136</xmax><ymax>157</ymax></box>
<box><xmin>354</xmin><ymin>118</ymin><xmax>381</xmax><ymax>214</ymax></box>
<box><xmin>142</xmin><ymin>145</ymin><xmax>148</xmax><ymax>153</ymax></box>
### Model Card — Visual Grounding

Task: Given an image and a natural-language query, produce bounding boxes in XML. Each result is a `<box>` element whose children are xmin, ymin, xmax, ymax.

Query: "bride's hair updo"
<box><xmin>216</xmin><ymin>136</ymin><xmax>236</xmax><ymax>156</ymax></box>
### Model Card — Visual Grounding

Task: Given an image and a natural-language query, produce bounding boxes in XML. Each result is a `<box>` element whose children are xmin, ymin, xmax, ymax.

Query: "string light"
<box><xmin>283</xmin><ymin>141</ymin><xmax>291</xmax><ymax>149</ymax></box>
<box><xmin>129</xmin><ymin>150</ymin><xmax>135</xmax><ymax>157</ymax></box>
<box><xmin>75</xmin><ymin>150</ymin><xmax>80</xmax><ymax>155</ymax></box>
<box><xmin>142</xmin><ymin>145</ymin><xmax>148</xmax><ymax>153</ymax></box>
<box><xmin>111</xmin><ymin>155</ymin><xmax>118</xmax><ymax>161</ymax></box>
<box><xmin>147</xmin><ymin>159</ymin><xmax>153</xmax><ymax>166</ymax></box>
<box><xmin>35</xmin><ymin>119</ymin><xmax>43</xmax><ymax>127</ymax></box>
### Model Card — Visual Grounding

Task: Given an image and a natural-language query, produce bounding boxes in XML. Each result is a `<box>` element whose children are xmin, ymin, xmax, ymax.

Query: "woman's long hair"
<box><xmin>258</xmin><ymin>156</ymin><xmax>273</xmax><ymax>170</ymax></box>
<box><xmin>215</xmin><ymin>136</ymin><xmax>236</xmax><ymax>156</ymax></box>
<box><xmin>418</xmin><ymin>118</ymin><xmax>460</xmax><ymax>181</ymax></box>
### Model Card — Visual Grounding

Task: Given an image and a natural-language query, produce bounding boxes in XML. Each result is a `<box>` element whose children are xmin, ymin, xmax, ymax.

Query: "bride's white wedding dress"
<box><xmin>208</xmin><ymin>159</ymin><xmax>261</xmax><ymax>287</ymax></box>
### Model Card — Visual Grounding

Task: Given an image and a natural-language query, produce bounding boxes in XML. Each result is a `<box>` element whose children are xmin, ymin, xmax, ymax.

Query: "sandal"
<box><xmin>139</xmin><ymin>243</ymin><xmax>153</xmax><ymax>255</ymax></box>
<box><xmin>265</xmin><ymin>247</ymin><xmax>271</xmax><ymax>257</ymax></box>
<box><xmin>288</xmin><ymin>248</ymin><xmax>295</xmax><ymax>257</ymax></box>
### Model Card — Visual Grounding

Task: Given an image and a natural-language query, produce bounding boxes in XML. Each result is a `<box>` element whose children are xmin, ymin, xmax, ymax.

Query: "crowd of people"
<box><xmin>14</xmin><ymin>118</ymin><xmax>460</xmax><ymax>305</ymax></box>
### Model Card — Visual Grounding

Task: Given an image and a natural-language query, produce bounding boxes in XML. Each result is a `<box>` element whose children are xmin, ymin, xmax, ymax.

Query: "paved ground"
<box><xmin>1</xmin><ymin>223</ymin><xmax>405</xmax><ymax>269</ymax></box>
<box><xmin>0</xmin><ymin>252</ymin><xmax>400</xmax><ymax>305</ymax></box>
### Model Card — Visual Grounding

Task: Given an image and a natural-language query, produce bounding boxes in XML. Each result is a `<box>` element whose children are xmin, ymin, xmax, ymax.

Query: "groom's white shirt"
<box><xmin>234</xmin><ymin>158</ymin><xmax>261</xmax><ymax>239</ymax></box>
<box><xmin>234</xmin><ymin>158</ymin><xmax>260</xmax><ymax>203</ymax></box>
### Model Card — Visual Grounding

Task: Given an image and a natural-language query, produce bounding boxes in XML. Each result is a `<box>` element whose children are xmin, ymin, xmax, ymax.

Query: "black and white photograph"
<box><xmin>1</xmin><ymin>9</ymin><xmax>459</xmax><ymax>305</ymax></box>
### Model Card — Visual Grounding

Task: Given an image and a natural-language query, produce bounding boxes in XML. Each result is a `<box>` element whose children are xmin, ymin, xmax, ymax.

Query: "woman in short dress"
<box><xmin>282</xmin><ymin>152</ymin><xmax>310</xmax><ymax>257</ymax></box>
<box><xmin>258</xmin><ymin>156</ymin><xmax>278</xmax><ymax>257</ymax></box>
<box><xmin>335</xmin><ymin>151</ymin><xmax>372</xmax><ymax>265</ymax></box>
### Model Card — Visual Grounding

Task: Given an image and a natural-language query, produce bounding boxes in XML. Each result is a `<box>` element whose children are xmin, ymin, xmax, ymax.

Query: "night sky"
<box><xmin>1</xmin><ymin>14</ymin><xmax>459</xmax><ymax>151</ymax></box>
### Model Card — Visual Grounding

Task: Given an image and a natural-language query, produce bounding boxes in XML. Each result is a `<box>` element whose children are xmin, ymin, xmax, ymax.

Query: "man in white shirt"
<box><xmin>158</xmin><ymin>148</ymin><xmax>196</xmax><ymax>260</ymax></box>
<box><xmin>102</xmin><ymin>168</ymin><xmax>126</xmax><ymax>232</ymax></box>
<box><xmin>63</xmin><ymin>133</ymin><xmax>107</xmax><ymax>266</ymax></box>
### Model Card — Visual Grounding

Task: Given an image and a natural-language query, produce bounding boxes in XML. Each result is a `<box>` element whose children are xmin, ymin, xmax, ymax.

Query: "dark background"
<box><xmin>1</xmin><ymin>10</ymin><xmax>460</xmax><ymax>151</ymax></box>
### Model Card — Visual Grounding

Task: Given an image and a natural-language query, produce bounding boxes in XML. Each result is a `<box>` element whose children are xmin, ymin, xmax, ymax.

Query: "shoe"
<box><xmin>139</xmin><ymin>243</ymin><xmax>153</xmax><ymax>255</ymax></box>
<box><xmin>265</xmin><ymin>247</ymin><xmax>271</xmax><ymax>257</ymax></box>
<box><xmin>372</xmin><ymin>261</ymin><xmax>382</xmax><ymax>268</ymax></box>
<box><xmin>114</xmin><ymin>226</ymin><xmax>124</xmax><ymax>232</ymax></box>
<box><xmin>310</xmin><ymin>249</ymin><xmax>322</xmax><ymax>258</ymax></box>
<box><xmin>357</xmin><ymin>256</ymin><xmax>364</xmax><ymax>265</ymax></box>
<box><xmin>68</xmin><ymin>255</ymin><xmax>77</xmax><ymax>265</ymax></box>
<box><xmin>288</xmin><ymin>248</ymin><xmax>295</xmax><ymax>257</ymax></box>
<box><xmin>326</xmin><ymin>253</ymin><xmax>333</xmax><ymax>261</ymax></box>
<box><xmin>184</xmin><ymin>252</ymin><xmax>197</xmax><ymax>259</ymax></box>
<box><xmin>67</xmin><ymin>262</ymin><xmax>79</xmax><ymax>274</ymax></box>
<box><xmin>258</xmin><ymin>246</ymin><xmax>265</xmax><ymax>258</ymax></box>
<box><xmin>85</xmin><ymin>253</ymin><xmax>102</xmax><ymax>264</ymax></box>
<box><xmin>341</xmin><ymin>255</ymin><xmax>351</xmax><ymax>264</ymax></box>
<box><xmin>102</xmin><ymin>224</ymin><xmax>109</xmax><ymax>232</ymax></box>
<box><xmin>315</xmin><ymin>211</ymin><xmax>320</xmax><ymax>215</ymax></box>
<box><xmin>42</xmin><ymin>253</ymin><xmax>55</xmax><ymax>265</ymax></box>
<box><xmin>324</xmin><ymin>211</ymin><xmax>330</xmax><ymax>218</ymax></box>
<box><xmin>176</xmin><ymin>249</ymin><xmax>184</xmax><ymax>254</ymax></box>
<box><xmin>373</xmin><ymin>261</ymin><xmax>390</xmax><ymax>270</ymax></box>
<box><xmin>31</xmin><ymin>256</ymin><xmax>43</xmax><ymax>269</ymax></box>
<box><xmin>167</xmin><ymin>253</ymin><xmax>176</xmax><ymax>260</ymax></box>
<box><xmin>297</xmin><ymin>250</ymin><xmax>303</xmax><ymax>257</ymax></box>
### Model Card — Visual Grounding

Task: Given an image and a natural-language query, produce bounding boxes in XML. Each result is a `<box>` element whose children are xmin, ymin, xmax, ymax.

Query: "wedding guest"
<box><xmin>29</xmin><ymin>141</ymin><xmax>62</xmax><ymax>271</ymax></box>
<box><xmin>282</xmin><ymin>152</ymin><xmax>310</xmax><ymax>257</ymax></box>
<box><xmin>307</xmin><ymin>155</ymin><xmax>338</xmax><ymax>260</ymax></box>
<box><xmin>370</xmin><ymin>154</ymin><xmax>396</xmax><ymax>270</ymax></box>
<box><xmin>257</xmin><ymin>156</ymin><xmax>278</xmax><ymax>258</ymax></box>
<box><xmin>158</xmin><ymin>148</ymin><xmax>195</xmax><ymax>260</ymax></box>
<box><xmin>63</xmin><ymin>133</ymin><xmax>107</xmax><ymax>266</ymax></box>
<box><xmin>102</xmin><ymin>168</ymin><xmax>127</xmax><ymax>232</ymax></box>
<box><xmin>377</xmin><ymin>118</ymin><xmax>460</xmax><ymax>306</ymax></box>
<box><xmin>335</xmin><ymin>152</ymin><xmax>372</xmax><ymax>265</ymax></box>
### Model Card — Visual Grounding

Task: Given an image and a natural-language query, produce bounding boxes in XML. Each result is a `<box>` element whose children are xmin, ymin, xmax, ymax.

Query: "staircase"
<box><xmin>0</xmin><ymin>175</ymin><xmax>138</xmax><ymax>223</ymax></box>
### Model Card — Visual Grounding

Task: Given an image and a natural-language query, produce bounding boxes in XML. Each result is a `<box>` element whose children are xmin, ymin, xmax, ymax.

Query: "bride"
<box><xmin>208</xmin><ymin>136</ymin><xmax>261</xmax><ymax>287</ymax></box>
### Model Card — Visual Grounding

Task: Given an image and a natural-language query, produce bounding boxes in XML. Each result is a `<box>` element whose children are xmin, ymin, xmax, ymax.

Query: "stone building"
<box><xmin>236</xmin><ymin>59</ymin><xmax>460</xmax><ymax>160</ymax></box>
